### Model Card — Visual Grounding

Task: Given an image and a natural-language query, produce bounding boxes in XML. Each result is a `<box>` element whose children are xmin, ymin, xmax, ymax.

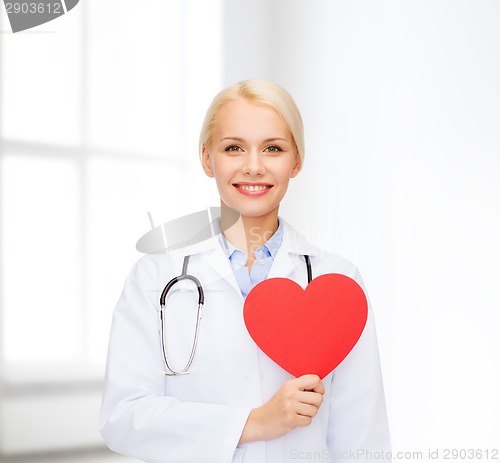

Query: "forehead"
<box><xmin>213</xmin><ymin>99</ymin><xmax>291</xmax><ymax>137</ymax></box>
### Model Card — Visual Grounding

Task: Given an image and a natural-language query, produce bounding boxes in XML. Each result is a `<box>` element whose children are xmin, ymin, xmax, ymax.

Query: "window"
<box><xmin>0</xmin><ymin>0</ymin><xmax>223</xmax><ymax>380</ymax></box>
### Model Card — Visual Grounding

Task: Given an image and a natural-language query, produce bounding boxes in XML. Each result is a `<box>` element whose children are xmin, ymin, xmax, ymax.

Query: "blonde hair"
<box><xmin>199</xmin><ymin>79</ymin><xmax>305</xmax><ymax>170</ymax></box>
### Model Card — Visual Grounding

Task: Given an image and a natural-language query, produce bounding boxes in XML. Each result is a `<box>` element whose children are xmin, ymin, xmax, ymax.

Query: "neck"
<box><xmin>220</xmin><ymin>203</ymin><xmax>279</xmax><ymax>256</ymax></box>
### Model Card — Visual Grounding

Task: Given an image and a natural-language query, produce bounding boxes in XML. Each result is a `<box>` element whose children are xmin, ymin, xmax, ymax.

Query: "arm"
<box><xmin>99</xmin><ymin>256</ymin><xmax>251</xmax><ymax>463</ymax></box>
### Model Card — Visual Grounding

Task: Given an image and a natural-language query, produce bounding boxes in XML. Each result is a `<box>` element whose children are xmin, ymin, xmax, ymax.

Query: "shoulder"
<box><xmin>125</xmin><ymin>249</ymin><xmax>176</xmax><ymax>288</ymax></box>
<box><xmin>129</xmin><ymin>234</ymin><xmax>222</xmax><ymax>280</ymax></box>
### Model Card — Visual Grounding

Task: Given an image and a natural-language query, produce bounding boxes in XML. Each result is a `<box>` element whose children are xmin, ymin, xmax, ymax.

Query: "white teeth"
<box><xmin>238</xmin><ymin>185</ymin><xmax>269</xmax><ymax>191</ymax></box>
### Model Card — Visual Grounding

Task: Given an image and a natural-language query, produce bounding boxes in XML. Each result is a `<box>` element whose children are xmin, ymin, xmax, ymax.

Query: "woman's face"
<box><xmin>202</xmin><ymin>98</ymin><xmax>300</xmax><ymax>220</ymax></box>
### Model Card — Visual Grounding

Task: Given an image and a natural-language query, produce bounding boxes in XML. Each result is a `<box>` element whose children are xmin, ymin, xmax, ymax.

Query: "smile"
<box><xmin>233</xmin><ymin>183</ymin><xmax>273</xmax><ymax>196</ymax></box>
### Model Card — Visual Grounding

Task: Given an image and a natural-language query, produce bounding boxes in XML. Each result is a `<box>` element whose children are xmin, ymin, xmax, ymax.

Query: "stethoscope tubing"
<box><xmin>159</xmin><ymin>254</ymin><xmax>312</xmax><ymax>376</ymax></box>
<box><xmin>160</xmin><ymin>255</ymin><xmax>204</xmax><ymax>376</ymax></box>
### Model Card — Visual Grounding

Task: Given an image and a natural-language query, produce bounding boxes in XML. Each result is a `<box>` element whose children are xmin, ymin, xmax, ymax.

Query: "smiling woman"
<box><xmin>199</xmin><ymin>81</ymin><xmax>303</xmax><ymax>264</ymax></box>
<box><xmin>99</xmin><ymin>80</ymin><xmax>391</xmax><ymax>463</ymax></box>
<box><xmin>202</xmin><ymin>99</ymin><xmax>300</xmax><ymax>261</ymax></box>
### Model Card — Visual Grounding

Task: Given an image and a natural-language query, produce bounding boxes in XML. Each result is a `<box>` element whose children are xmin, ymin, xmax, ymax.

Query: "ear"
<box><xmin>290</xmin><ymin>152</ymin><xmax>301</xmax><ymax>178</ymax></box>
<box><xmin>201</xmin><ymin>145</ymin><xmax>215</xmax><ymax>178</ymax></box>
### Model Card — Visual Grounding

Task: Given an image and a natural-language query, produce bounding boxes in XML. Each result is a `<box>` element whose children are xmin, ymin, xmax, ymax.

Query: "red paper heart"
<box><xmin>243</xmin><ymin>274</ymin><xmax>368</xmax><ymax>379</ymax></box>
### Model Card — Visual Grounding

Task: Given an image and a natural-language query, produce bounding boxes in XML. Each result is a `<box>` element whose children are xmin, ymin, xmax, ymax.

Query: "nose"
<box><xmin>242</xmin><ymin>150</ymin><xmax>266</xmax><ymax>176</ymax></box>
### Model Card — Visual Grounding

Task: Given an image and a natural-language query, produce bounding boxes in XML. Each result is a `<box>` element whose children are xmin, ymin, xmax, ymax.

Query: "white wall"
<box><xmin>222</xmin><ymin>0</ymin><xmax>500</xmax><ymax>455</ymax></box>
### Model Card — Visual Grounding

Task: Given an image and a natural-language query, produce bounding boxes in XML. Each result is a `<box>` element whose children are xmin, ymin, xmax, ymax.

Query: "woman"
<box><xmin>100</xmin><ymin>80</ymin><xmax>391</xmax><ymax>462</ymax></box>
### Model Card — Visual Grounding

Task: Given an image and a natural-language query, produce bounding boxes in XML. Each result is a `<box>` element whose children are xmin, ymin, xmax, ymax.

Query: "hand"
<box><xmin>239</xmin><ymin>374</ymin><xmax>325</xmax><ymax>443</ymax></box>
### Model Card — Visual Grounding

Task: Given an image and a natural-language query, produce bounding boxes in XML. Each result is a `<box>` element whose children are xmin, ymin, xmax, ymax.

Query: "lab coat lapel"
<box><xmin>268</xmin><ymin>219</ymin><xmax>320</xmax><ymax>280</ymax></box>
<box><xmin>205</xmin><ymin>239</ymin><xmax>243</xmax><ymax>298</ymax></box>
<box><xmin>170</xmin><ymin>235</ymin><xmax>243</xmax><ymax>299</ymax></box>
<box><xmin>267</xmin><ymin>244</ymin><xmax>297</xmax><ymax>280</ymax></box>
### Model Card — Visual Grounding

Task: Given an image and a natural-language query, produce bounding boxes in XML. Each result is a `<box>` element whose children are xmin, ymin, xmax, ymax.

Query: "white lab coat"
<box><xmin>100</xmin><ymin>219</ymin><xmax>391</xmax><ymax>463</ymax></box>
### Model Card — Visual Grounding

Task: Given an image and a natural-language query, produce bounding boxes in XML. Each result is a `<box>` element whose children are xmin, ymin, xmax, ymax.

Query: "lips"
<box><xmin>233</xmin><ymin>183</ymin><xmax>273</xmax><ymax>196</ymax></box>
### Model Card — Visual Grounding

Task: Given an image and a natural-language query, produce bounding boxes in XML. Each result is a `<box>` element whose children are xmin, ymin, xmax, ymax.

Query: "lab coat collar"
<box><xmin>170</xmin><ymin>217</ymin><xmax>321</xmax><ymax>297</ymax></box>
<box><xmin>279</xmin><ymin>218</ymin><xmax>321</xmax><ymax>257</ymax></box>
<box><xmin>172</xmin><ymin>217</ymin><xmax>320</xmax><ymax>257</ymax></box>
<box><xmin>268</xmin><ymin>218</ymin><xmax>321</xmax><ymax>280</ymax></box>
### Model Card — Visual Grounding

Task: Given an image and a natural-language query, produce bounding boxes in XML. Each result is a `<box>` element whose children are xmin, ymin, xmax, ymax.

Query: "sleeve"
<box><xmin>326</xmin><ymin>267</ymin><xmax>392</xmax><ymax>463</ymax></box>
<box><xmin>99</xmin><ymin>256</ymin><xmax>252</xmax><ymax>463</ymax></box>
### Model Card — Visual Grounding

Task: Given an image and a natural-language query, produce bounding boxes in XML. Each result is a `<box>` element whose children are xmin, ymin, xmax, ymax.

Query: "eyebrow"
<box><xmin>219</xmin><ymin>137</ymin><xmax>289</xmax><ymax>143</ymax></box>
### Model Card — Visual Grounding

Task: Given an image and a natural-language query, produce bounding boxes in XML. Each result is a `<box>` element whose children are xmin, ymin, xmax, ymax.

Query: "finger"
<box><xmin>296</xmin><ymin>402</ymin><xmax>320</xmax><ymax>418</ymax></box>
<box><xmin>294</xmin><ymin>414</ymin><xmax>313</xmax><ymax>428</ymax></box>
<box><xmin>311</xmin><ymin>380</ymin><xmax>325</xmax><ymax>395</ymax></box>
<box><xmin>299</xmin><ymin>391</ymin><xmax>324</xmax><ymax>408</ymax></box>
<box><xmin>295</xmin><ymin>374</ymin><xmax>322</xmax><ymax>391</ymax></box>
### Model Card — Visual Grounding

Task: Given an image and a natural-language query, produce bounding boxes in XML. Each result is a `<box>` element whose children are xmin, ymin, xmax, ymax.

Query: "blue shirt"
<box><xmin>217</xmin><ymin>218</ymin><xmax>284</xmax><ymax>298</ymax></box>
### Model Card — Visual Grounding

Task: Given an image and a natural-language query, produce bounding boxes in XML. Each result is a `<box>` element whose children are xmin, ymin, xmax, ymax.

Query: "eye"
<box><xmin>225</xmin><ymin>145</ymin><xmax>242</xmax><ymax>152</ymax></box>
<box><xmin>265</xmin><ymin>145</ymin><xmax>282</xmax><ymax>153</ymax></box>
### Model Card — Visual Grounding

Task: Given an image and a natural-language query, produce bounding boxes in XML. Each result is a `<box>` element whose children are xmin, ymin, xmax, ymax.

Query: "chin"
<box><xmin>219</xmin><ymin>193</ymin><xmax>281</xmax><ymax>219</ymax></box>
<box><xmin>231</xmin><ymin>204</ymin><xmax>279</xmax><ymax>220</ymax></box>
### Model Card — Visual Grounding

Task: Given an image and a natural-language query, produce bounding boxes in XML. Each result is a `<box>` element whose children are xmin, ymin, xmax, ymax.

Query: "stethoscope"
<box><xmin>159</xmin><ymin>254</ymin><xmax>312</xmax><ymax>376</ymax></box>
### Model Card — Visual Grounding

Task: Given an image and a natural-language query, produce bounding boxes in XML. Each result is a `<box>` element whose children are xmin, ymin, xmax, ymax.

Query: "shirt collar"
<box><xmin>218</xmin><ymin>218</ymin><xmax>284</xmax><ymax>260</ymax></box>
